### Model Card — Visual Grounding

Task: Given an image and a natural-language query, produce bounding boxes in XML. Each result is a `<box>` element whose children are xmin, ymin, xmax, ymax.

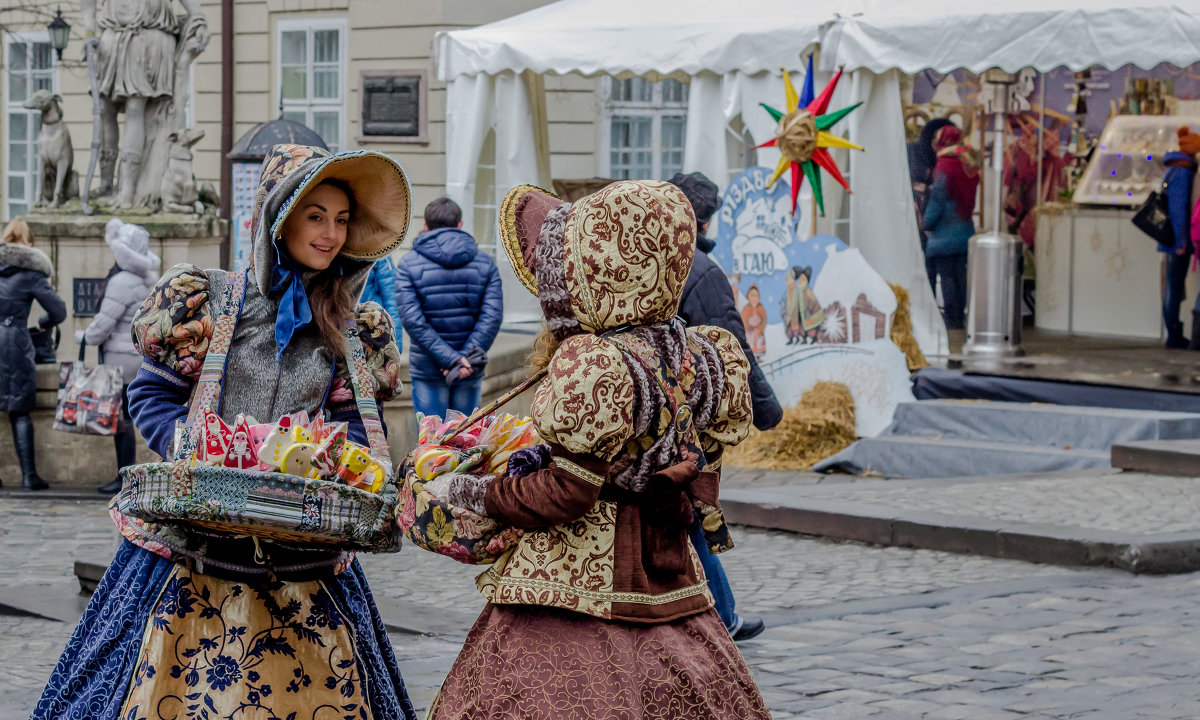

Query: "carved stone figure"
<box><xmin>81</xmin><ymin>0</ymin><xmax>209</xmax><ymax>210</ymax></box>
<box><xmin>160</xmin><ymin>127</ymin><xmax>204</xmax><ymax>214</ymax></box>
<box><xmin>23</xmin><ymin>89</ymin><xmax>79</xmax><ymax>208</ymax></box>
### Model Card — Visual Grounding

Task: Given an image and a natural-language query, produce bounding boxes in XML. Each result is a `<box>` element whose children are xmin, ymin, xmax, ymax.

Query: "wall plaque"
<box><xmin>73</xmin><ymin>277</ymin><xmax>107</xmax><ymax>317</ymax></box>
<box><xmin>360</xmin><ymin>72</ymin><xmax>426</xmax><ymax>141</ymax></box>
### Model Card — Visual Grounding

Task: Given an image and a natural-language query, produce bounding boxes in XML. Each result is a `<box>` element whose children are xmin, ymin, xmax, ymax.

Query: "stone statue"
<box><xmin>81</xmin><ymin>0</ymin><xmax>209</xmax><ymax>210</ymax></box>
<box><xmin>23</xmin><ymin>89</ymin><xmax>79</xmax><ymax>208</ymax></box>
<box><xmin>160</xmin><ymin>127</ymin><xmax>204</xmax><ymax>214</ymax></box>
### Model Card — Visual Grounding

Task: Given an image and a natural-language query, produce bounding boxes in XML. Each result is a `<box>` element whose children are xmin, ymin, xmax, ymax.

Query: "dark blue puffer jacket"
<box><xmin>395</xmin><ymin>227</ymin><xmax>503</xmax><ymax>381</ymax></box>
<box><xmin>1159</xmin><ymin>151</ymin><xmax>1197</xmax><ymax>255</ymax></box>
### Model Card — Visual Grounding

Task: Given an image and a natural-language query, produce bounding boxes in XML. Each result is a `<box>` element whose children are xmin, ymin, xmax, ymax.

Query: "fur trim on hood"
<box><xmin>105</xmin><ymin>217</ymin><xmax>161</xmax><ymax>285</ymax></box>
<box><xmin>0</xmin><ymin>242</ymin><xmax>52</xmax><ymax>277</ymax></box>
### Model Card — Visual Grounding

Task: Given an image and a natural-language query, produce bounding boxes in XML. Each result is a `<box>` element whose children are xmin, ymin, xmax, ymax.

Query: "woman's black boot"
<box><xmin>1189</xmin><ymin>312</ymin><xmax>1200</xmax><ymax>350</ymax></box>
<box><xmin>11</xmin><ymin>413</ymin><xmax>49</xmax><ymax>491</ymax></box>
<box><xmin>100</xmin><ymin>429</ymin><xmax>137</xmax><ymax>493</ymax></box>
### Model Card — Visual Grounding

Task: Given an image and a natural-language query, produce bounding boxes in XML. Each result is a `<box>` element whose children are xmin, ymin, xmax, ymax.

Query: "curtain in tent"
<box><xmin>444</xmin><ymin>71</ymin><xmax>547</xmax><ymax>323</ymax></box>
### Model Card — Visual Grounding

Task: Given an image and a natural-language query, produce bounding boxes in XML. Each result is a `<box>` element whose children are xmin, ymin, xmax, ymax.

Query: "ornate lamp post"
<box><xmin>47</xmin><ymin>8</ymin><xmax>70</xmax><ymax>61</ymax></box>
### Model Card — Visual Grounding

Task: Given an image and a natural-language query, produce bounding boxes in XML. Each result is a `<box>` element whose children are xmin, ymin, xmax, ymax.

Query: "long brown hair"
<box><xmin>528</xmin><ymin>324</ymin><xmax>561</xmax><ymax>374</ymax></box>
<box><xmin>306</xmin><ymin>178</ymin><xmax>357</xmax><ymax>352</ymax></box>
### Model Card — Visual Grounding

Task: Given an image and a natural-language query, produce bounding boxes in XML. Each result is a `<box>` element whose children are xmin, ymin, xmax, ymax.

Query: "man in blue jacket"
<box><xmin>396</xmin><ymin>198</ymin><xmax>503</xmax><ymax>417</ymax></box>
<box><xmin>360</xmin><ymin>256</ymin><xmax>401</xmax><ymax>348</ymax></box>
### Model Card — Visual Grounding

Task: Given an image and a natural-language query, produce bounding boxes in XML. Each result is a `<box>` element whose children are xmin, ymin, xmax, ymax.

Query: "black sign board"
<box><xmin>73</xmin><ymin>277</ymin><xmax>106</xmax><ymax>317</ymax></box>
<box><xmin>362</xmin><ymin>75</ymin><xmax>421</xmax><ymax>137</ymax></box>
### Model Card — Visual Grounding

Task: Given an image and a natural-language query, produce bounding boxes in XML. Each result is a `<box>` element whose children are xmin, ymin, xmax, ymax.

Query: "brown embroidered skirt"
<box><xmin>430</xmin><ymin>603</ymin><xmax>772</xmax><ymax>720</ymax></box>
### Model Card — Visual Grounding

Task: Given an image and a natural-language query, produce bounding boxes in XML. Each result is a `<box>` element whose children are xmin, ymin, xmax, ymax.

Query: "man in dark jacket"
<box><xmin>672</xmin><ymin>172</ymin><xmax>782</xmax><ymax>642</ymax></box>
<box><xmin>396</xmin><ymin>198</ymin><xmax>503</xmax><ymax>418</ymax></box>
<box><xmin>1160</xmin><ymin>127</ymin><xmax>1199</xmax><ymax>349</ymax></box>
<box><xmin>675</xmin><ymin>173</ymin><xmax>783</xmax><ymax>430</ymax></box>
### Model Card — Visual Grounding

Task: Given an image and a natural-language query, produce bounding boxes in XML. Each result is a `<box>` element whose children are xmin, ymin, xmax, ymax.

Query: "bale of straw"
<box><xmin>724</xmin><ymin>381</ymin><xmax>857</xmax><ymax>471</ymax></box>
<box><xmin>889</xmin><ymin>283</ymin><xmax>928</xmax><ymax>371</ymax></box>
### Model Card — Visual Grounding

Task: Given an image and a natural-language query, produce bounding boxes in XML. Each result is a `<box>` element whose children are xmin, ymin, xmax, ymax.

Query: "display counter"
<box><xmin>1034</xmin><ymin>203</ymin><xmax>1178</xmax><ymax>340</ymax></box>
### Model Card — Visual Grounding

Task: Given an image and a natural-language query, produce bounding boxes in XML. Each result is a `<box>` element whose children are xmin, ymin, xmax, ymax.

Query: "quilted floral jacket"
<box><xmin>476</xmin><ymin>180</ymin><xmax>754</xmax><ymax>623</ymax></box>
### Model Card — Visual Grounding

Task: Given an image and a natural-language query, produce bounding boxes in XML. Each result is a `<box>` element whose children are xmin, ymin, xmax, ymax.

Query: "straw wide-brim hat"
<box><xmin>270</xmin><ymin>149</ymin><xmax>411</xmax><ymax>260</ymax></box>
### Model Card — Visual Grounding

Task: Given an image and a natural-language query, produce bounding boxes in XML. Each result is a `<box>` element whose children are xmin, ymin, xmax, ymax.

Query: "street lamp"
<box><xmin>47</xmin><ymin>8</ymin><xmax>70</xmax><ymax>61</ymax></box>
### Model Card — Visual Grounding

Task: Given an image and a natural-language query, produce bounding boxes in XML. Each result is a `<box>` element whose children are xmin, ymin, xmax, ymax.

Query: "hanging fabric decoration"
<box><xmin>758</xmin><ymin>55</ymin><xmax>866</xmax><ymax>216</ymax></box>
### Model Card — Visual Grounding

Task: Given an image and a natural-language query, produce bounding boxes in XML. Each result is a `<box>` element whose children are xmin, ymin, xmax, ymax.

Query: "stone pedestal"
<box><xmin>21</xmin><ymin>210</ymin><xmax>227</xmax><ymax>362</ymax></box>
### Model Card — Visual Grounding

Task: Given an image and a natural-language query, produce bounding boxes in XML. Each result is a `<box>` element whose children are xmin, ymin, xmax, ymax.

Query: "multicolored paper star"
<box><xmin>757</xmin><ymin>55</ymin><xmax>865</xmax><ymax>216</ymax></box>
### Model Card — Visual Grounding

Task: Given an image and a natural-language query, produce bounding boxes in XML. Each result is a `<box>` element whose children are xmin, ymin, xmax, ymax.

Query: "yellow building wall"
<box><xmin>0</xmin><ymin>0</ymin><xmax>603</xmax><ymax>243</ymax></box>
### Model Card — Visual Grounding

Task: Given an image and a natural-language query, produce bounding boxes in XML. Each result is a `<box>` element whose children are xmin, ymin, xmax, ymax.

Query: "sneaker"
<box><xmin>731</xmin><ymin>617</ymin><xmax>765</xmax><ymax>641</ymax></box>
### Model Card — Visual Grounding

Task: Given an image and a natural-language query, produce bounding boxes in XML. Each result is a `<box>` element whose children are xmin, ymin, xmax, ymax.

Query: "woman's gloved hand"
<box><xmin>428</xmin><ymin>472</ymin><xmax>492</xmax><ymax>515</ymax></box>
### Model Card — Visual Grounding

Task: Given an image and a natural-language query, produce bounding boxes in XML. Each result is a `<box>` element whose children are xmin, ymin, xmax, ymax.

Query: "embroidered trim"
<box><xmin>493</xmin><ymin>575</ymin><xmax>709</xmax><ymax>606</ymax></box>
<box><xmin>554</xmin><ymin>456</ymin><xmax>606</xmax><ymax>487</ymax></box>
<box><xmin>141</xmin><ymin>360</ymin><xmax>190</xmax><ymax>387</ymax></box>
<box><xmin>565</xmin><ymin>212</ymin><xmax>603</xmax><ymax>333</ymax></box>
<box><xmin>498</xmin><ymin>184</ymin><xmax>554</xmax><ymax>295</ymax></box>
<box><xmin>269</xmin><ymin>150</ymin><xmax>410</xmax><ymax>260</ymax></box>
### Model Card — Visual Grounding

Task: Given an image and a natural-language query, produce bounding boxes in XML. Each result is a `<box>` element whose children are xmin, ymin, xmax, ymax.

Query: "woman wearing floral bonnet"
<box><xmin>32</xmin><ymin>145</ymin><xmax>416</xmax><ymax>720</ymax></box>
<box><xmin>429</xmin><ymin>180</ymin><xmax>771</xmax><ymax>719</ymax></box>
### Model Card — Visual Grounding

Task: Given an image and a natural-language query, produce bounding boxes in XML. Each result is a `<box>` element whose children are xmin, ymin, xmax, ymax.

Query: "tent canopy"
<box><xmin>432</xmin><ymin>0</ymin><xmax>884</xmax><ymax>81</ymax></box>
<box><xmin>822</xmin><ymin>0</ymin><xmax>1200</xmax><ymax>74</ymax></box>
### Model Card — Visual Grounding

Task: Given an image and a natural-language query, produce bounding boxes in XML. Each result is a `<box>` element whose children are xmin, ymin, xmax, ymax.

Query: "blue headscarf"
<box><xmin>269</xmin><ymin>242</ymin><xmax>313</xmax><ymax>359</ymax></box>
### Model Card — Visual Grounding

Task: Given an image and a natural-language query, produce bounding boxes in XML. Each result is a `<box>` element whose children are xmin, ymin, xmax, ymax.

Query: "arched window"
<box><xmin>726</xmin><ymin>114</ymin><xmax>757</xmax><ymax>184</ymax></box>
<box><xmin>472</xmin><ymin>127</ymin><xmax>497</xmax><ymax>255</ymax></box>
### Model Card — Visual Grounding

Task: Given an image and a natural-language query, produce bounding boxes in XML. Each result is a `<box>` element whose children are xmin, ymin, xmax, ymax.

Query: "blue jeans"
<box><xmin>689</xmin><ymin>518</ymin><xmax>737</xmax><ymax>631</ymax></box>
<box><xmin>925</xmin><ymin>252</ymin><xmax>968</xmax><ymax>330</ymax></box>
<box><xmin>1163</xmin><ymin>250</ymin><xmax>1192</xmax><ymax>334</ymax></box>
<box><xmin>410</xmin><ymin>377</ymin><xmax>483</xmax><ymax>419</ymax></box>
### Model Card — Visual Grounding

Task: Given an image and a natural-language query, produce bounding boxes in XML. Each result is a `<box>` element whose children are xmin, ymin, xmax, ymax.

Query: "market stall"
<box><xmin>821</xmin><ymin>0</ymin><xmax>1200</xmax><ymax>340</ymax></box>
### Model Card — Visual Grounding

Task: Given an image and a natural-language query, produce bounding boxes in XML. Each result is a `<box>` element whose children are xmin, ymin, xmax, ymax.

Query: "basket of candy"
<box><xmin>116</xmin><ymin>407</ymin><xmax>401</xmax><ymax>552</ymax></box>
<box><xmin>397</xmin><ymin>411</ymin><xmax>540</xmax><ymax>564</ymax></box>
<box><xmin>114</xmin><ymin>270</ymin><xmax>401</xmax><ymax>552</ymax></box>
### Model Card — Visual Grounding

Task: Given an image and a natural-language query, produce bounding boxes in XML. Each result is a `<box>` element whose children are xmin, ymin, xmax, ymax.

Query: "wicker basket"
<box><xmin>116</xmin><ymin>462</ymin><xmax>401</xmax><ymax>552</ymax></box>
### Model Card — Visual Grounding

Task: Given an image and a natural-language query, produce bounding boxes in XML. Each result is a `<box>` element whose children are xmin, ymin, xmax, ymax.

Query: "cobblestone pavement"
<box><xmin>5</xmin><ymin>498</ymin><xmax>1200</xmax><ymax>719</ymax></box>
<box><xmin>819</xmin><ymin>472</ymin><xmax>1200</xmax><ymax>534</ymax></box>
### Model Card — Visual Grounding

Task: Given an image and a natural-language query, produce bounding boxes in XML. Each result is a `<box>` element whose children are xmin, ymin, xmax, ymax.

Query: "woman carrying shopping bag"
<box><xmin>82</xmin><ymin>218</ymin><xmax>161</xmax><ymax>494</ymax></box>
<box><xmin>32</xmin><ymin>144</ymin><xmax>416</xmax><ymax>719</ymax></box>
<box><xmin>0</xmin><ymin>219</ymin><xmax>66</xmax><ymax>491</ymax></box>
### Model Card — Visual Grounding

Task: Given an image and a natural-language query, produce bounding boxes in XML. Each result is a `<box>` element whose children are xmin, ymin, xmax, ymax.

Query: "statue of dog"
<box><xmin>160</xmin><ymin>127</ymin><xmax>206</xmax><ymax>214</ymax></box>
<box><xmin>22</xmin><ymin>89</ymin><xmax>78</xmax><ymax>208</ymax></box>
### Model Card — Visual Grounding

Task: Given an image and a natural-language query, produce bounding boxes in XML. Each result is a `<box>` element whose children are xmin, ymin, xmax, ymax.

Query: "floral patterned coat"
<box><xmin>129</xmin><ymin>262</ymin><xmax>402</xmax><ymax>457</ymax></box>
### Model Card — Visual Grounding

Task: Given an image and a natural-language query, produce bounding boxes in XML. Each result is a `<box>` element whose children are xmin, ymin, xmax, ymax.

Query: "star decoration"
<box><xmin>757</xmin><ymin>55</ymin><xmax>865</xmax><ymax>216</ymax></box>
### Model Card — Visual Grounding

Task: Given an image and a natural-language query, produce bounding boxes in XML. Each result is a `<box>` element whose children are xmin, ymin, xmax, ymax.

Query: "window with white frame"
<box><xmin>602</xmin><ymin>77</ymin><xmax>688</xmax><ymax>180</ymax></box>
<box><xmin>277</xmin><ymin>19</ymin><xmax>346</xmax><ymax>150</ymax></box>
<box><xmin>5</xmin><ymin>35</ymin><xmax>55</xmax><ymax>219</ymax></box>
<box><xmin>472</xmin><ymin>128</ymin><xmax>498</xmax><ymax>255</ymax></box>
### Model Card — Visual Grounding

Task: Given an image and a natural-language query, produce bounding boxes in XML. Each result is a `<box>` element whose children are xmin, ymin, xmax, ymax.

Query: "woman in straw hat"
<box><xmin>428</xmin><ymin>180</ymin><xmax>771</xmax><ymax>719</ymax></box>
<box><xmin>32</xmin><ymin>144</ymin><xmax>417</xmax><ymax>720</ymax></box>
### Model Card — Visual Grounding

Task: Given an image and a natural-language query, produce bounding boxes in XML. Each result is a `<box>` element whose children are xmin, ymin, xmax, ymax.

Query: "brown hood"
<box><xmin>500</xmin><ymin>180</ymin><xmax>696</xmax><ymax>334</ymax></box>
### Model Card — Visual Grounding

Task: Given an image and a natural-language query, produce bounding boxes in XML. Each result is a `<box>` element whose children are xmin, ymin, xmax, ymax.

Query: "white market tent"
<box><xmin>431</xmin><ymin>0</ymin><xmax>923</xmax><ymax>344</ymax></box>
<box><xmin>433</xmin><ymin>0</ymin><xmax>1200</xmax><ymax>356</ymax></box>
<box><xmin>821</xmin><ymin>0</ymin><xmax>1200</xmax><ymax>74</ymax></box>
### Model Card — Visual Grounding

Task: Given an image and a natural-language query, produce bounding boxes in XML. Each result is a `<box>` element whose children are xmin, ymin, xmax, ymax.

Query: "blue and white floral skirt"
<box><xmin>31</xmin><ymin>540</ymin><xmax>416</xmax><ymax>720</ymax></box>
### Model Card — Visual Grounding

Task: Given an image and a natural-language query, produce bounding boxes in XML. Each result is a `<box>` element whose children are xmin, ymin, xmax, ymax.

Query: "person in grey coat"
<box><xmin>0</xmin><ymin>219</ymin><xmax>66</xmax><ymax>490</ymax></box>
<box><xmin>82</xmin><ymin>218</ymin><xmax>160</xmax><ymax>494</ymax></box>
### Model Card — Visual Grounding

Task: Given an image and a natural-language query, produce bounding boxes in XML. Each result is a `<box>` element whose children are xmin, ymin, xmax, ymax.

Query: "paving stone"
<box><xmin>5</xmin><ymin>495</ymin><xmax>1200</xmax><ymax>718</ymax></box>
<box><xmin>908</xmin><ymin>672</ymin><xmax>973</xmax><ymax>686</ymax></box>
